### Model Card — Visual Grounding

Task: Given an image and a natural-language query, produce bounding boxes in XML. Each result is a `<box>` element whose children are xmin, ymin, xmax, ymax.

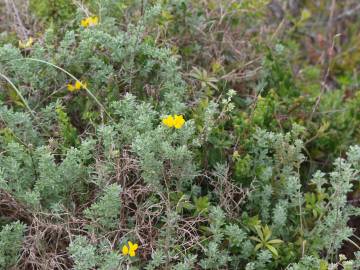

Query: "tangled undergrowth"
<box><xmin>0</xmin><ymin>0</ymin><xmax>359</xmax><ymax>269</ymax></box>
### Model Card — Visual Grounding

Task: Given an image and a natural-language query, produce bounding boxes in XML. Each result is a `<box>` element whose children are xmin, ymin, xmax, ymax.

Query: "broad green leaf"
<box><xmin>265</xmin><ymin>244</ymin><xmax>278</xmax><ymax>257</ymax></box>
<box><xmin>267</xmin><ymin>239</ymin><xmax>283</xmax><ymax>245</ymax></box>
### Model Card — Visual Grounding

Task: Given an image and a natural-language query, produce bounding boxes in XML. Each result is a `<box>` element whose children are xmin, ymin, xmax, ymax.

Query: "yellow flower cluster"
<box><xmin>80</xmin><ymin>16</ymin><xmax>99</xmax><ymax>27</ymax></box>
<box><xmin>19</xmin><ymin>37</ymin><xmax>34</xmax><ymax>49</ymax></box>
<box><xmin>162</xmin><ymin>114</ymin><xmax>185</xmax><ymax>129</ymax></box>
<box><xmin>122</xmin><ymin>241</ymin><xmax>138</xmax><ymax>257</ymax></box>
<box><xmin>67</xmin><ymin>81</ymin><xmax>87</xmax><ymax>92</ymax></box>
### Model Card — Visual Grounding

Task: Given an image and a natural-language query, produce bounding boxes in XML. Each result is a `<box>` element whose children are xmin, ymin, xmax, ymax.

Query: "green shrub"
<box><xmin>0</xmin><ymin>221</ymin><xmax>26</xmax><ymax>269</ymax></box>
<box><xmin>0</xmin><ymin>1</ymin><xmax>359</xmax><ymax>269</ymax></box>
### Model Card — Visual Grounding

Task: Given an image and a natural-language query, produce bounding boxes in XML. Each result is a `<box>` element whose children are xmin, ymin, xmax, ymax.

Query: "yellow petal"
<box><xmin>162</xmin><ymin>115</ymin><xmax>174</xmax><ymax>128</ymax></box>
<box><xmin>19</xmin><ymin>37</ymin><xmax>34</xmax><ymax>49</ymax></box>
<box><xmin>132</xmin><ymin>243</ymin><xmax>138</xmax><ymax>251</ymax></box>
<box><xmin>129</xmin><ymin>249</ymin><xmax>136</xmax><ymax>257</ymax></box>
<box><xmin>122</xmin><ymin>245</ymin><xmax>129</xmax><ymax>255</ymax></box>
<box><xmin>25</xmin><ymin>37</ymin><xmax>34</xmax><ymax>47</ymax></box>
<box><xmin>67</xmin><ymin>84</ymin><xmax>75</xmax><ymax>91</ymax></box>
<box><xmin>18</xmin><ymin>40</ymin><xmax>25</xmax><ymax>48</ymax></box>
<box><xmin>81</xmin><ymin>19</ymin><xmax>89</xmax><ymax>27</ymax></box>
<box><xmin>173</xmin><ymin>115</ymin><xmax>185</xmax><ymax>129</ymax></box>
<box><xmin>75</xmin><ymin>81</ymin><xmax>82</xmax><ymax>90</ymax></box>
<box><xmin>90</xmin><ymin>16</ymin><xmax>99</xmax><ymax>26</ymax></box>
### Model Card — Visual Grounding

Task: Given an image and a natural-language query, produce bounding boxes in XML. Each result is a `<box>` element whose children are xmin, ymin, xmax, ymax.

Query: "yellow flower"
<box><xmin>19</xmin><ymin>37</ymin><xmax>34</xmax><ymax>49</ymax></box>
<box><xmin>88</xmin><ymin>16</ymin><xmax>99</xmax><ymax>26</ymax></box>
<box><xmin>67</xmin><ymin>80</ymin><xmax>87</xmax><ymax>92</ymax></box>
<box><xmin>81</xmin><ymin>18</ymin><xmax>89</xmax><ymax>27</ymax></box>
<box><xmin>162</xmin><ymin>115</ymin><xmax>175</xmax><ymax>128</ymax></box>
<box><xmin>173</xmin><ymin>114</ymin><xmax>185</xmax><ymax>129</ymax></box>
<box><xmin>122</xmin><ymin>241</ymin><xmax>138</xmax><ymax>257</ymax></box>
<box><xmin>67</xmin><ymin>83</ymin><xmax>76</xmax><ymax>92</ymax></box>
<box><xmin>162</xmin><ymin>115</ymin><xmax>186</xmax><ymax>129</ymax></box>
<box><xmin>75</xmin><ymin>80</ymin><xmax>87</xmax><ymax>89</ymax></box>
<box><xmin>81</xmin><ymin>16</ymin><xmax>99</xmax><ymax>27</ymax></box>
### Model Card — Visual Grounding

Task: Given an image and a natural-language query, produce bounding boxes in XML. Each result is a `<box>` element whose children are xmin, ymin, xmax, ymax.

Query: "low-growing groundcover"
<box><xmin>0</xmin><ymin>0</ymin><xmax>360</xmax><ymax>269</ymax></box>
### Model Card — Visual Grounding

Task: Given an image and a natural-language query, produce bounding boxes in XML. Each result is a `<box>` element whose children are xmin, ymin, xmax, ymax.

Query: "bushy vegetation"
<box><xmin>0</xmin><ymin>0</ymin><xmax>359</xmax><ymax>269</ymax></box>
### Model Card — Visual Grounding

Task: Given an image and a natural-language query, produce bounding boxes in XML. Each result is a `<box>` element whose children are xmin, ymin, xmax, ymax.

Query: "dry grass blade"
<box><xmin>0</xmin><ymin>72</ymin><xmax>36</xmax><ymax>119</ymax></box>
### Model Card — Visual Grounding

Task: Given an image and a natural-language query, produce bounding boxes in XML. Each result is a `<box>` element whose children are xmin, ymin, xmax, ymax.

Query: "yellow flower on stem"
<box><xmin>162</xmin><ymin>115</ymin><xmax>186</xmax><ymax>129</ymax></box>
<box><xmin>75</xmin><ymin>80</ymin><xmax>87</xmax><ymax>89</ymax></box>
<box><xmin>81</xmin><ymin>16</ymin><xmax>99</xmax><ymax>27</ymax></box>
<box><xmin>122</xmin><ymin>241</ymin><xmax>138</xmax><ymax>257</ymax></box>
<box><xmin>67</xmin><ymin>81</ymin><xmax>87</xmax><ymax>92</ymax></box>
